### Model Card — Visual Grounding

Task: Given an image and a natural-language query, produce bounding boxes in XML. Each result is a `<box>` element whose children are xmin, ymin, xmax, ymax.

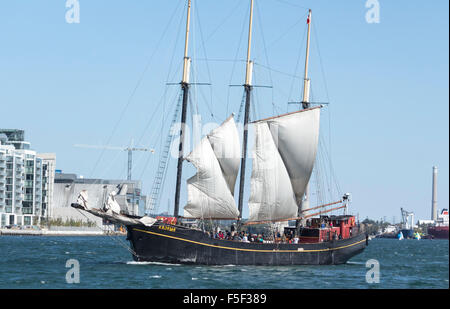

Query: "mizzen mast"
<box><xmin>174</xmin><ymin>0</ymin><xmax>192</xmax><ymax>219</ymax></box>
<box><xmin>298</xmin><ymin>9</ymin><xmax>312</xmax><ymax>225</ymax></box>
<box><xmin>237</xmin><ymin>0</ymin><xmax>254</xmax><ymax>220</ymax></box>
<box><xmin>302</xmin><ymin>9</ymin><xmax>312</xmax><ymax>109</ymax></box>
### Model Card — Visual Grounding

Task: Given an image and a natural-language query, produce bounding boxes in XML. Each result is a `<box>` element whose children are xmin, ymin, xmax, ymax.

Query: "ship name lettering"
<box><xmin>159</xmin><ymin>225</ymin><xmax>176</xmax><ymax>232</ymax></box>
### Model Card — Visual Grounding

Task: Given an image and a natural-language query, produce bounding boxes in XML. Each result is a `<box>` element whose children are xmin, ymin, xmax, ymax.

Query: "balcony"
<box><xmin>22</xmin><ymin>207</ymin><xmax>33</xmax><ymax>215</ymax></box>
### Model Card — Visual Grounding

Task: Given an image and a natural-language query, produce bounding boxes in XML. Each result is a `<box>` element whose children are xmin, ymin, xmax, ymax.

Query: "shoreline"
<box><xmin>0</xmin><ymin>228</ymin><xmax>126</xmax><ymax>236</ymax></box>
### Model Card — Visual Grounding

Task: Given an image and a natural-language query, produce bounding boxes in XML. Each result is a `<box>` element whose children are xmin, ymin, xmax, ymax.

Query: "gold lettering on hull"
<box><xmin>158</xmin><ymin>225</ymin><xmax>176</xmax><ymax>233</ymax></box>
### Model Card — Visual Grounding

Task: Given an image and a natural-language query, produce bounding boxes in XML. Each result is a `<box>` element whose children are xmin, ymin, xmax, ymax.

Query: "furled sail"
<box><xmin>248</xmin><ymin>107</ymin><xmax>321</xmax><ymax>222</ymax></box>
<box><xmin>183</xmin><ymin>115</ymin><xmax>240</xmax><ymax>219</ymax></box>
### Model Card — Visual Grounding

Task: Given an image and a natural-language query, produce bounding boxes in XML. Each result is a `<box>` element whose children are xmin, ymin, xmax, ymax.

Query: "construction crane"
<box><xmin>74</xmin><ymin>140</ymin><xmax>155</xmax><ymax>180</ymax></box>
<box><xmin>400</xmin><ymin>207</ymin><xmax>415</xmax><ymax>230</ymax></box>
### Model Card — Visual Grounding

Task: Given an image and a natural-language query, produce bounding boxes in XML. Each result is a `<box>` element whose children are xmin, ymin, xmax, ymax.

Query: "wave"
<box><xmin>150</xmin><ymin>275</ymin><xmax>162</xmax><ymax>279</ymax></box>
<box><xmin>346</xmin><ymin>261</ymin><xmax>365</xmax><ymax>265</ymax></box>
<box><xmin>126</xmin><ymin>261</ymin><xmax>181</xmax><ymax>266</ymax></box>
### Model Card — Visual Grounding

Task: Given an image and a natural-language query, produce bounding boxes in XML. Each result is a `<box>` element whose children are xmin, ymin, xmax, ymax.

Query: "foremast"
<box><xmin>174</xmin><ymin>0</ymin><xmax>192</xmax><ymax>219</ymax></box>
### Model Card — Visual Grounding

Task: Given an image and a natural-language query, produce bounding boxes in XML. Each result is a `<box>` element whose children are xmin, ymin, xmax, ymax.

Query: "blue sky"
<box><xmin>0</xmin><ymin>0</ymin><xmax>448</xmax><ymax>222</ymax></box>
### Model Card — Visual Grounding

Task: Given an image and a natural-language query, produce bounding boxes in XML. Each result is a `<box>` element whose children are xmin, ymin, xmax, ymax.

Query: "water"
<box><xmin>0</xmin><ymin>236</ymin><xmax>447</xmax><ymax>289</ymax></box>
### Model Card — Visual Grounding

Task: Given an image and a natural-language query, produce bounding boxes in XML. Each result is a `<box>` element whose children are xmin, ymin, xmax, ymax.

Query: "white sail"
<box><xmin>248</xmin><ymin>122</ymin><xmax>298</xmax><ymax>222</ymax></box>
<box><xmin>267</xmin><ymin>107</ymin><xmax>321</xmax><ymax>205</ymax></box>
<box><xmin>248</xmin><ymin>107</ymin><xmax>321</xmax><ymax>222</ymax></box>
<box><xmin>207</xmin><ymin>115</ymin><xmax>241</xmax><ymax>195</ymax></box>
<box><xmin>183</xmin><ymin>116</ymin><xmax>240</xmax><ymax>219</ymax></box>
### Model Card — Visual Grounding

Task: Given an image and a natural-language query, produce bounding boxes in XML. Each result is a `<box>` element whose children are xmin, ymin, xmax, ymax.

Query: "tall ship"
<box><xmin>72</xmin><ymin>0</ymin><xmax>368</xmax><ymax>265</ymax></box>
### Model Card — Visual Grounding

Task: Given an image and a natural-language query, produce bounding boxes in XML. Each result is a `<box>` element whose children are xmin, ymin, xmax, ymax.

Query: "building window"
<box><xmin>22</xmin><ymin>207</ymin><xmax>33</xmax><ymax>214</ymax></box>
<box><xmin>24</xmin><ymin>216</ymin><xmax>31</xmax><ymax>226</ymax></box>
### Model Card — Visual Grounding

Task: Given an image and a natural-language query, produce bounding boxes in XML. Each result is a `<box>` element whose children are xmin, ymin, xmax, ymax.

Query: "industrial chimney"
<box><xmin>431</xmin><ymin>166</ymin><xmax>438</xmax><ymax>221</ymax></box>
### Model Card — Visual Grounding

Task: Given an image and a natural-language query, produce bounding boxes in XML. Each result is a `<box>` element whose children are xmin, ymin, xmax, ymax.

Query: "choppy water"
<box><xmin>0</xmin><ymin>236</ymin><xmax>447</xmax><ymax>289</ymax></box>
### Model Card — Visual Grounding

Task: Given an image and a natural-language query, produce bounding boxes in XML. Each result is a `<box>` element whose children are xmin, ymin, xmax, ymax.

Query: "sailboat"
<box><xmin>72</xmin><ymin>0</ymin><xmax>368</xmax><ymax>265</ymax></box>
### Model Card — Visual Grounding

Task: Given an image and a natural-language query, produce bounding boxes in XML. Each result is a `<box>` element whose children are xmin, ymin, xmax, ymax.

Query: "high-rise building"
<box><xmin>39</xmin><ymin>153</ymin><xmax>56</xmax><ymax>221</ymax></box>
<box><xmin>0</xmin><ymin>130</ymin><xmax>55</xmax><ymax>227</ymax></box>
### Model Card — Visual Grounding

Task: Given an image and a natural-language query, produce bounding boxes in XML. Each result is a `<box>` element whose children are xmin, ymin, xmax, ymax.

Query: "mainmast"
<box><xmin>237</xmin><ymin>0</ymin><xmax>254</xmax><ymax>220</ymax></box>
<box><xmin>174</xmin><ymin>0</ymin><xmax>192</xmax><ymax>219</ymax></box>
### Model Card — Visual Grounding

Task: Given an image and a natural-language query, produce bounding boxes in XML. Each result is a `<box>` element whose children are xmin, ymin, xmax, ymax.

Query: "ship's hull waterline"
<box><xmin>126</xmin><ymin>222</ymin><xmax>368</xmax><ymax>265</ymax></box>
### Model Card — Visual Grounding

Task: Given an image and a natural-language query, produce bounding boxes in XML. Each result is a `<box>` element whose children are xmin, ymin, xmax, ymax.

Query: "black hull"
<box><xmin>126</xmin><ymin>222</ymin><xmax>368</xmax><ymax>265</ymax></box>
<box><xmin>400</xmin><ymin>229</ymin><xmax>414</xmax><ymax>239</ymax></box>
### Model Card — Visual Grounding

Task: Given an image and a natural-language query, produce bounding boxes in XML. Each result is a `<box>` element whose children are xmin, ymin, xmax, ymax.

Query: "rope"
<box><xmin>88</xmin><ymin>2</ymin><xmax>184</xmax><ymax>180</ymax></box>
<box><xmin>226</xmin><ymin>2</ymin><xmax>250</xmax><ymax>118</ymax></box>
<box><xmin>287</xmin><ymin>26</ymin><xmax>307</xmax><ymax>112</ymax></box>
<box><xmin>75</xmin><ymin>208</ymin><xmax>138</xmax><ymax>258</ymax></box>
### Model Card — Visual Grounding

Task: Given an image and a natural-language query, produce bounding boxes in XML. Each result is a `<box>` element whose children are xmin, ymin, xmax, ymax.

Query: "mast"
<box><xmin>302</xmin><ymin>9</ymin><xmax>312</xmax><ymax>109</ymax></box>
<box><xmin>298</xmin><ymin>9</ymin><xmax>312</xmax><ymax>227</ymax></box>
<box><xmin>174</xmin><ymin>0</ymin><xmax>192</xmax><ymax>219</ymax></box>
<box><xmin>237</xmin><ymin>0</ymin><xmax>254</xmax><ymax>220</ymax></box>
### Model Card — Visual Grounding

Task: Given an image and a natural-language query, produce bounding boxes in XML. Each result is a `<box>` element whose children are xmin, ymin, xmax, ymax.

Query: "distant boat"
<box><xmin>400</xmin><ymin>229</ymin><xmax>414</xmax><ymax>239</ymax></box>
<box><xmin>397</xmin><ymin>231</ymin><xmax>404</xmax><ymax>240</ymax></box>
<box><xmin>400</xmin><ymin>208</ymin><xmax>414</xmax><ymax>239</ymax></box>
<box><xmin>427</xmin><ymin>209</ymin><xmax>449</xmax><ymax>239</ymax></box>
